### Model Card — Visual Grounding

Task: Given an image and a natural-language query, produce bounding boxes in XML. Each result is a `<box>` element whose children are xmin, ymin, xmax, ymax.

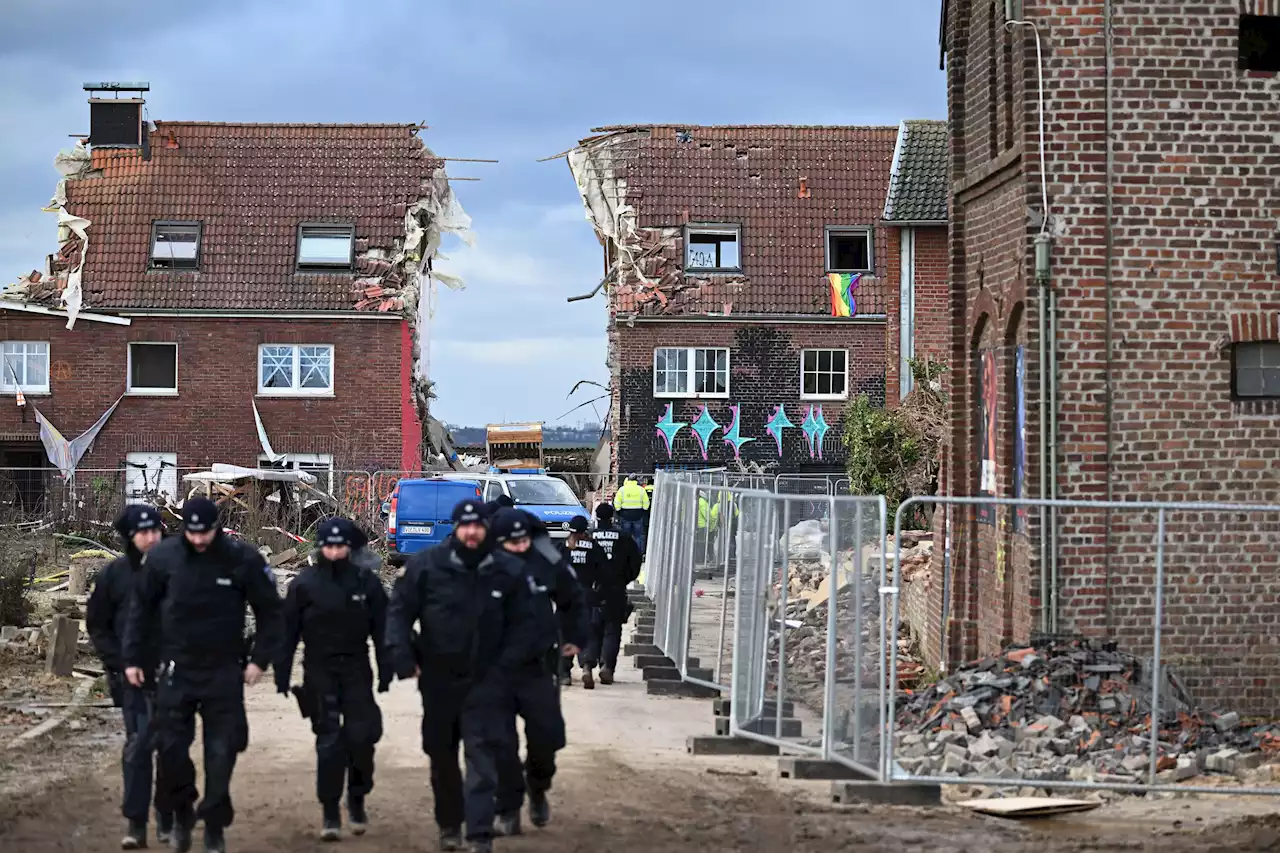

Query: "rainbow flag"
<box><xmin>828</xmin><ymin>273</ymin><xmax>861</xmax><ymax>317</ymax></box>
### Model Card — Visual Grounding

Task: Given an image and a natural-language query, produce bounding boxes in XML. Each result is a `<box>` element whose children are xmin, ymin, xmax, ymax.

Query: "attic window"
<box><xmin>825</xmin><ymin>227</ymin><xmax>873</xmax><ymax>274</ymax></box>
<box><xmin>297</xmin><ymin>224</ymin><xmax>355</xmax><ymax>271</ymax></box>
<box><xmin>1240</xmin><ymin>14</ymin><xmax>1280</xmax><ymax>72</ymax></box>
<box><xmin>150</xmin><ymin>221</ymin><xmax>201</xmax><ymax>270</ymax></box>
<box><xmin>685</xmin><ymin>225</ymin><xmax>741</xmax><ymax>273</ymax></box>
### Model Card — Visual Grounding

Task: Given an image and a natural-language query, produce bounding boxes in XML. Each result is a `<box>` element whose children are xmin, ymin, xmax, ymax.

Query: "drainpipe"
<box><xmin>1102</xmin><ymin>0</ymin><xmax>1116</xmax><ymax>635</ymax></box>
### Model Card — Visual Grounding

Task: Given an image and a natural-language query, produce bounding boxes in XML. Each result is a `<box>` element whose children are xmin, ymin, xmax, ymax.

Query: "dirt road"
<box><xmin>4</xmin><ymin>647</ymin><xmax>1280</xmax><ymax>853</ymax></box>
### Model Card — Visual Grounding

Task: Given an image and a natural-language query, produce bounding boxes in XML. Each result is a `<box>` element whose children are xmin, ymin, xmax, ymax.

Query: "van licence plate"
<box><xmin>401</xmin><ymin>524</ymin><xmax>433</xmax><ymax>535</ymax></box>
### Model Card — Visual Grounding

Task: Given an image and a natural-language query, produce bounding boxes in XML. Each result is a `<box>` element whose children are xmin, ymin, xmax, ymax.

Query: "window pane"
<box><xmin>830</xmin><ymin>232</ymin><xmax>870</xmax><ymax>271</ymax></box>
<box><xmin>1238</xmin><ymin>342</ymin><xmax>1263</xmax><ymax>368</ymax></box>
<box><xmin>152</xmin><ymin>226</ymin><xmax>199</xmax><ymax>260</ymax></box>
<box><xmin>803</xmin><ymin>372</ymin><xmax>818</xmax><ymax>395</ymax></box>
<box><xmin>718</xmin><ymin>236</ymin><xmax>740</xmax><ymax>269</ymax></box>
<box><xmin>130</xmin><ymin>344</ymin><xmax>176</xmax><ymax>389</ymax></box>
<box><xmin>832</xmin><ymin>365</ymin><xmax>847</xmax><ymax>396</ymax></box>
<box><xmin>1264</xmin><ymin>367</ymin><xmax>1280</xmax><ymax>396</ymax></box>
<box><xmin>687</xmin><ymin>236</ymin><xmax>719</xmax><ymax>269</ymax></box>
<box><xmin>261</xmin><ymin>346</ymin><xmax>295</xmax><ymax>388</ymax></box>
<box><xmin>299</xmin><ymin>227</ymin><xmax>353</xmax><ymax>266</ymax></box>
<box><xmin>3</xmin><ymin>351</ymin><xmax>22</xmax><ymax>386</ymax></box>
<box><xmin>818</xmin><ymin>350</ymin><xmax>832</xmax><ymax>372</ymax></box>
<box><xmin>299</xmin><ymin>346</ymin><xmax>332</xmax><ymax>389</ymax></box>
<box><xmin>832</xmin><ymin>350</ymin><xmax>847</xmax><ymax>374</ymax></box>
<box><xmin>1238</xmin><ymin>368</ymin><xmax>1264</xmax><ymax>397</ymax></box>
<box><xmin>25</xmin><ymin>345</ymin><xmax>48</xmax><ymax>387</ymax></box>
<box><xmin>803</xmin><ymin>350</ymin><xmax>817</xmax><ymax>373</ymax></box>
<box><xmin>1262</xmin><ymin>343</ymin><xmax>1280</xmax><ymax>368</ymax></box>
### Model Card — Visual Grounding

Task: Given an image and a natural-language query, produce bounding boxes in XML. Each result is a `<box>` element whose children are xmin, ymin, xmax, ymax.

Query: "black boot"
<box><xmin>599</xmin><ymin>668</ymin><xmax>615</xmax><ymax>685</ymax></box>
<box><xmin>169</xmin><ymin>807</ymin><xmax>195</xmax><ymax>853</ymax></box>
<box><xmin>347</xmin><ymin>796</ymin><xmax>368</xmax><ymax>837</ymax></box>
<box><xmin>201</xmin><ymin>825</ymin><xmax>226</xmax><ymax>853</ymax></box>
<box><xmin>468</xmin><ymin>839</ymin><xmax>493</xmax><ymax>853</ymax></box>
<box><xmin>321</xmin><ymin>801</ymin><xmax>341</xmax><ymax>842</ymax></box>
<box><xmin>121</xmin><ymin>820</ymin><xmax>148</xmax><ymax>850</ymax></box>
<box><xmin>581</xmin><ymin>668</ymin><xmax>595</xmax><ymax>690</ymax></box>
<box><xmin>493</xmin><ymin>811</ymin><xmax>522</xmax><ymax>837</ymax></box>
<box><xmin>438</xmin><ymin>827</ymin><xmax>464</xmax><ymax>851</ymax></box>
<box><xmin>529</xmin><ymin>790</ymin><xmax>551</xmax><ymax>828</ymax></box>
<box><xmin>156</xmin><ymin>813</ymin><xmax>174</xmax><ymax>846</ymax></box>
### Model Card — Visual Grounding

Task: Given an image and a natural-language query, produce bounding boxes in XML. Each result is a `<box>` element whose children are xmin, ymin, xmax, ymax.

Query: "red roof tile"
<box><xmin>588</xmin><ymin>125</ymin><xmax>898</xmax><ymax>317</ymax></box>
<box><xmin>66</xmin><ymin>122</ymin><xmax>441</xmax><ymax>311</ymax></box>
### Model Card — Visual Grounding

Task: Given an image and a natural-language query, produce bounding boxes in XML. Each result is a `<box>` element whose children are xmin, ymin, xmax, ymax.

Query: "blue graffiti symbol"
<box><xmin>655</xmin><ymin>403</ymin><xmax>687</xmax><ymax>457</ymax></box>
<box><xmin>722</xmin><ymin>404</ymin><xmax>757</xmax><ymax>460</ymax></box>
<box><xmin>813</xmin><ymin>406</ymin><xmax>830</xmax><ymax>459</ymax></box>
<box><xmin>800</xmin><ymin>405</ymin><xmax>822</xmax><ymax>458</ymax></box>
<box><xmin>690</xmin><ymin>405</ymin><xmax>722</xmax><ymax>460</ymax></box>
<box><xmin>765</xmin><ymin>404</ymin><xmax>795</xmax><ymax>456</ymax></box>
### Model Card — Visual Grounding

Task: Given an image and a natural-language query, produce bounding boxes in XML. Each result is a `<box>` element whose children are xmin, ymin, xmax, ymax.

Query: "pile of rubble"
<box><xmin>895</xmin><ymin>640</ymin><xmax>1280</xmax><ymax>789</ymax></box>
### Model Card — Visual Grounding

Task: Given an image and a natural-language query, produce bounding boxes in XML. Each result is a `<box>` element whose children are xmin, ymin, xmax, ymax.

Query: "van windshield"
<box><xmin>507</xmin><ymin>479</ymin><xmax>579</xmax><ymax>506</ymax></box>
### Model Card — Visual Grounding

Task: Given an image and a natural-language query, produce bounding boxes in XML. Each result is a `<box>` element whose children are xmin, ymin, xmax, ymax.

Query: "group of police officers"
<box><xmin>86</xmin><ymin>486</ymin><xmax>648</xmax><ymax>853</ymax></box>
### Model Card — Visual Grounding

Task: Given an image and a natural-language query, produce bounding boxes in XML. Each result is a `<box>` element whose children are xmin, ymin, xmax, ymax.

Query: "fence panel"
<box><xmin>886</xmin><ymin>494</ymin><xmax>1280</xmax><ymax>796</ymax></box>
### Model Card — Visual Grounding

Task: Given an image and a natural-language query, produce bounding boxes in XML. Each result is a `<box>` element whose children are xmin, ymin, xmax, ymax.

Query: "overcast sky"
<box><xmin>0</xmin><ymin>0</ymin><xmax>945</xmax><ymax>428</ymax></box>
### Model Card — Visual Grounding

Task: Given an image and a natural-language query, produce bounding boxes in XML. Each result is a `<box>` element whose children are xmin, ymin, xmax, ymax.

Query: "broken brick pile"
<box><xmin>894</xmin><ymin>640</ymin><xmax>1280</xmax><ymax>789</ymax></box>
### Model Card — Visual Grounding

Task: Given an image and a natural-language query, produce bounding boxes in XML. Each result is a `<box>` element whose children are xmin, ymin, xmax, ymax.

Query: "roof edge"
<box><xmin>883</xmin><ymin>120</ymin><xmax>910</xmax><ymax>221</ymax></box>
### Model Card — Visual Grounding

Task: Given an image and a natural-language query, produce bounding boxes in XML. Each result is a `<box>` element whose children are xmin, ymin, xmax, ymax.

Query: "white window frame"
<box><xmin>258</xmin><ymin>452</ymin><xmax>334</xmax><ymax>494</ymax></box>
<box><xmin>1</xmin><ymin>341</ymin><xmax>50</xmax><ymax>395</ymax></box>
<box><xmin>125</xmin><ymin>452</ymin><xmax>179</xmax><ymax>505</ymax></box>
<box><xmin>800</xmin><ymin>348</ymin><xmax>850</xmax><ymax>401</ymax></box>
<box><xmin>825</xmin><ymin>225</ymin><xmax>874</xmax><ymax>274</ymax></box>
<box><xmin>126</xmin><ymin>342</ymin><xmax>179</xmax><ymax>396</ymax></box>
<box><xmin>296</xmin><ymin>223</ymin><xmax>355</xmax><ymax>271</ymax></box>
<box><xmin>684</xmin><ymin>224</ymin><xmax>742</xmax><ymax>273</ymax></box>
<box><xmin>149</xmin><ymin>221</ymin><xmax>202</xmax><ymax>270</ymax></box>
<box><xmin>652</xmin><ymin>346</ymin><xmax>731</xmax><ymax>399</ymax></box>
<box><xmin>257</xmin><ymin>344</ymin><xmax>334</xmax><ymax>397</ymax></box>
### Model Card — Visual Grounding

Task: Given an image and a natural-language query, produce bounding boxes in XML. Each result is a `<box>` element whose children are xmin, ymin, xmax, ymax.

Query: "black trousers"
<box><xmin>495</xmin><ymin>666</ymin><xmax>565</xmax><ymax>816</ymax></box>
<box><xmin>154</xmin><ymin>664</ymin><xmax>248</xmax><ymax>830</ymax></box>
<box><xmin>419</xmin><ymin>674</ymin><xmax>512</xmax><ymax>842</ymax></box>
<box><xmin>117</xmin><ymin>677</ymin><xmax>167</xmax><ymax>823</ymax></box>
<box><xmin>306</xmin><ymin>661</ymin><xmax>384</xmax><ymax>806</ymax></box>
<box><xmin>581</xmin><ymin>607</ymin><xmax>623</xmax><ymax>671</ymax></box>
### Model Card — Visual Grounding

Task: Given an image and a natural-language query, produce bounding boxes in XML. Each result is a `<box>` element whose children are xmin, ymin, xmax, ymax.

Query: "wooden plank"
<box><xmin>957</xmin><ymin>797</ymin><xmax>1100</xmax><ymax>819</ymax></box>
<box><xmin>45</xmin><ymin>614</ymin><xmax>78</xmax><ymax>677</ymax></box>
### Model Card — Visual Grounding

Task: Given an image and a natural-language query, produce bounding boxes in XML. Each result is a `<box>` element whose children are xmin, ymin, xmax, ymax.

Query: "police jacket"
<box><xmin>276</xmin><ymin>554</ymin><xmax>391</xmax><ymax>692</ymax></box>
<box><xmin>590</xmin><ymin>524</ymin><xmax>643</xmax><ymax>620</ymax></box>
<box><xmin>559</xmin><ymin>535</ymin><xmax>606</xmax><ymax>609</ymax></box>
<box><xmin>517</xmin><ymin>531</ymin><xmax>589</xmax><ymax>662</ymax></box>
<box><xmin>123</xmin><ymin>531</ymin><xmax>283</xmax><ymax>673</ymax></box>
<box><xmin>385</xmin><ymin>536</ymin><xmax>541</xmax><ymax>682</ymax></box>
<box><xmin>87</xmin><ymin>545</ymin><xmax>159</xmax><ymax>676</ymax></box>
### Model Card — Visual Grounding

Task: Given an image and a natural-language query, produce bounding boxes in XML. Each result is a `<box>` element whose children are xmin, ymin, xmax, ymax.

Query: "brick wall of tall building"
<box><xmin>942</xmin><ymin>1</ymin><xmax>1280</xmax><ymax>710</ymax></box>
<box><xmin>884</xmin><ymin>226</ymin><xmax>952</xmax><ymax>403</ymax></box>
<box><xmin>611</xmin><ymin>321</ymin><xmax>886</xmax><ymax>473</ymax></box>
<box><xmin>0</xmin><ymin>312</ymin><xmax>407</xmax><ymax>473</ymax></box>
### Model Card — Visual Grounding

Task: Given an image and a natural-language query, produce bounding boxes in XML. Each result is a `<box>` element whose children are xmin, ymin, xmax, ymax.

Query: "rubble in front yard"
<box><xmin>895</xmin><ymin>640</ymin><xmax>1280</xmax><ymax>794</ymax></box>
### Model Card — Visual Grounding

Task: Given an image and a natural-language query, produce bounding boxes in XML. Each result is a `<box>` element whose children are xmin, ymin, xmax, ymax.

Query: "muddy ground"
<box><xmin>4</xmin><ymin>628</ymin><xmax>1280</xmax><ymax>852</ymax></box>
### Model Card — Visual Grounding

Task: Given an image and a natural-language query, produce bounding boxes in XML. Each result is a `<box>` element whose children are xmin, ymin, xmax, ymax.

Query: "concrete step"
<box><xmin>642</xmin><ymin>665</ymin><xmax>714</xmax><ymax>682</ymax></box>
<box><xmin>633</xmin><ymin>655</ymin><xmax>700</xmax><ymax>670</ymax></box>
<box><xmin>715</xmin><ymin>716</ymin><xmax>802</xmax><ymax>738</ymax></box>
<box><xmin>779</xmin><ymin>757</ymin><xmax>876</xmax><ymax>781</ymax></box>
<box><xmin>630</xmin><ymin>633</ymin><xmax>654</xmax><ymax>645</ymax></box>
<box><xmin>687</xmin><ymin>735</ymin><xmax>778</xmax><ymax>756</ymax></box>
<box><xmin>830</xmin><ymin>781</ymin><xmax>941</xmax><ymax>806</ymax></box>
<box><xmin>646</xmin><ymin>679</ymin><xmax>719</xmax><ymax>699</ymax></box>
<box><xmin>623</xmin><ymin>643</ymin><xmax>661</xmax><ymax>657</ymax></box>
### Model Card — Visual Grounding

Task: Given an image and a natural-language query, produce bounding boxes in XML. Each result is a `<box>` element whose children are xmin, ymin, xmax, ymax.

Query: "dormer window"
<box><xmin>149</xmin><ymin>221</ymin><xmax>201</xmax><ymax>270</ymax></box>
<box><xmin>297</xmin><ymin>223</ymin><xmax>355</xmax><ymax>271</ymax></box>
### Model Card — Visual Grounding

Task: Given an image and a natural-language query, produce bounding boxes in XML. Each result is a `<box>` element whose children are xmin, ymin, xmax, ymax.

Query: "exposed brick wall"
<box><xmin>884</xmin><ymin>226</ymin><xmax>952</xmax><ymax>405</ymax></box>
<box><xmin>0</xmin><ymin>312</ymin><xmax>407</xmax><ymax>473</ymax></box>
<box><xmin>611</xmin><ymin>321</ymin><xmax>886</xmax><ymax>473</ymax></box>
<box><xmin>941</xmin><ymin>1</ymin><xmax>1280</xmax><ymax>711</ymax></box>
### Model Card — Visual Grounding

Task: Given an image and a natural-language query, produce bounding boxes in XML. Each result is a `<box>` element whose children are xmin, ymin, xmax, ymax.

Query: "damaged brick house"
<box><xmin>0</xmin><ymin>85</ymin><xmax>468</xmax><ymax>506</ymax></box>
<box><xmin>565</xmin><ymin>124</ymin><xmax>949</xmax><ymax>475</ymax></box>
<box><xmin>934</xmin><ymin>2</ymin><xmax>1280</xmax><ymax>710</ymax></box>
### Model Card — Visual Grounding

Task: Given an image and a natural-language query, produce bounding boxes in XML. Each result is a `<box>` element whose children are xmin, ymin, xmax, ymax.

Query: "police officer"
<box><xmin>123</xmin><ymin>497</ymin><xmax>283</xmax><ymax>853</ymax></box>
<box><xmin>277</xmin><ymin>517</ymin><xmax>391</xmax><ymax>841</ymax></box>
<box><xmin>584</xmin><ymin>504</ymin><xmax>642</xmax><ymax>687</ymax></box>
<box><xmin>557</xmin><ymin>517</ymin><xmax>605</xmax><ymax>688</ymax></box>
<box><xmin>386</xmin><ymin>499</ymin><xmax>539</xmax><ymax>853</ymax></box>
<box><xmin>489</xmin><ymin>508</ymin><xmax>588</xmax><ymax>836</ymax></box>
<box><xmin>87</xmin><ymin>504</ymin><xmax>170</xmax><ymax>850</ymax></box>
<box><xmin>612</xmin><ymin>476</ymin><xmax>650</xmax><ymax>556</ymax></box>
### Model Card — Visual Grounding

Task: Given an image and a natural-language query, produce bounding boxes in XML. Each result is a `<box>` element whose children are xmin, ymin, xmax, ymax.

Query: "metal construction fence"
<box><xmin>645</xmin><ymin>474</ymin><xmax>1280</xmax><ymax>796</ymax></box>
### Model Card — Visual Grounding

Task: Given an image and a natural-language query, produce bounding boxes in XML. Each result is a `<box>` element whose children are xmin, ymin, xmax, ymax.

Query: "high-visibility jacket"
<box><xmin>613</xmin><ymin>478</ymin><xmax>650</xmax><ymax>511</ymax></box>
<box><xmin>697</xmin><ymin>496</ymin><xmax>721</xmax><ymax>530</ymax></box>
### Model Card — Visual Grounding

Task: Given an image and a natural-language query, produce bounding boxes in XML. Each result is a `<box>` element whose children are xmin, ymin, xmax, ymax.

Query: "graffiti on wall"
<box><xmin>1013</xmin><ymin>345</ymin><xmax>1027</xmax><ymax>532</ymax></box>
<box><xmin>655</xmin><ymin>403</ymin><xmax>832</xmax><ymax>460</ymax></box>
<box><xmin>977</xmin><ymin>348</ymin><xmax>997</xmax><ymax>525</ymax></box>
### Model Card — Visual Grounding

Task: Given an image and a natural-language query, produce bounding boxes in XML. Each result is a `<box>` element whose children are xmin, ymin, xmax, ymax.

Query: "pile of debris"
<box><xmin>895</xmin><ymin>640</ymin><xmax>1280</xmax><ymax>789</ymax></box>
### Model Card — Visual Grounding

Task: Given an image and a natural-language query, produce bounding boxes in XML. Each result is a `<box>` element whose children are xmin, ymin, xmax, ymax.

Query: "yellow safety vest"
<box><xmin>614</xmin><ymin>479</ymin><xmax>650</xmax><ymax>511</ymax></box>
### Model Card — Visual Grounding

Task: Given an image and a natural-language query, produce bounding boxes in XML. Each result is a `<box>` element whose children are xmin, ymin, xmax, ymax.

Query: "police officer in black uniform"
<box><xmin>489</xmin><ymin>508</ymin><xmax>588</xmax><ymax>836</ymax></box>
<box><xmin>123</xmin><ymin>497</ymin><xmax>283</xmax><ymax>853</ymax></box>
<box><xmin>277</xmin><ymin>517</ymin><xmax>391</xmax><ymax>842</ymax></box>
<box><xmin>87</xmin><ymin>504</ymin><xmax>171</xmax><ymax>850</ymax></box>
<box><xmin>557</xmin><ymin>517</ymin><xmax>605</xmax><ymax>688</ymax></box>
<box><xmin>584</xmin><ymin>504</ymin><xmax>642</xmax><ymax>687</ymax></box>
<box><xmin>386</xmin><ymin>499</ymin><xmax>540</xmax><ymax>853</ymax></box>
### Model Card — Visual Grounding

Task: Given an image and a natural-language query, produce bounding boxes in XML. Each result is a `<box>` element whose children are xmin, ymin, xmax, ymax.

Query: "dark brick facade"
<box><xmin>940</xmin><ymin>1</ymin><xmax>1280</xmax><ymax>710</ymax></box>
<box><xmin>0</xmin><ymin>312</ymin><xmax>409</xmax><ymax>473</ymax></box>
<box><xmin>612</xmin><ymin>321</ymin><xmax>886</xmax><ymax>473</ymax></box>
